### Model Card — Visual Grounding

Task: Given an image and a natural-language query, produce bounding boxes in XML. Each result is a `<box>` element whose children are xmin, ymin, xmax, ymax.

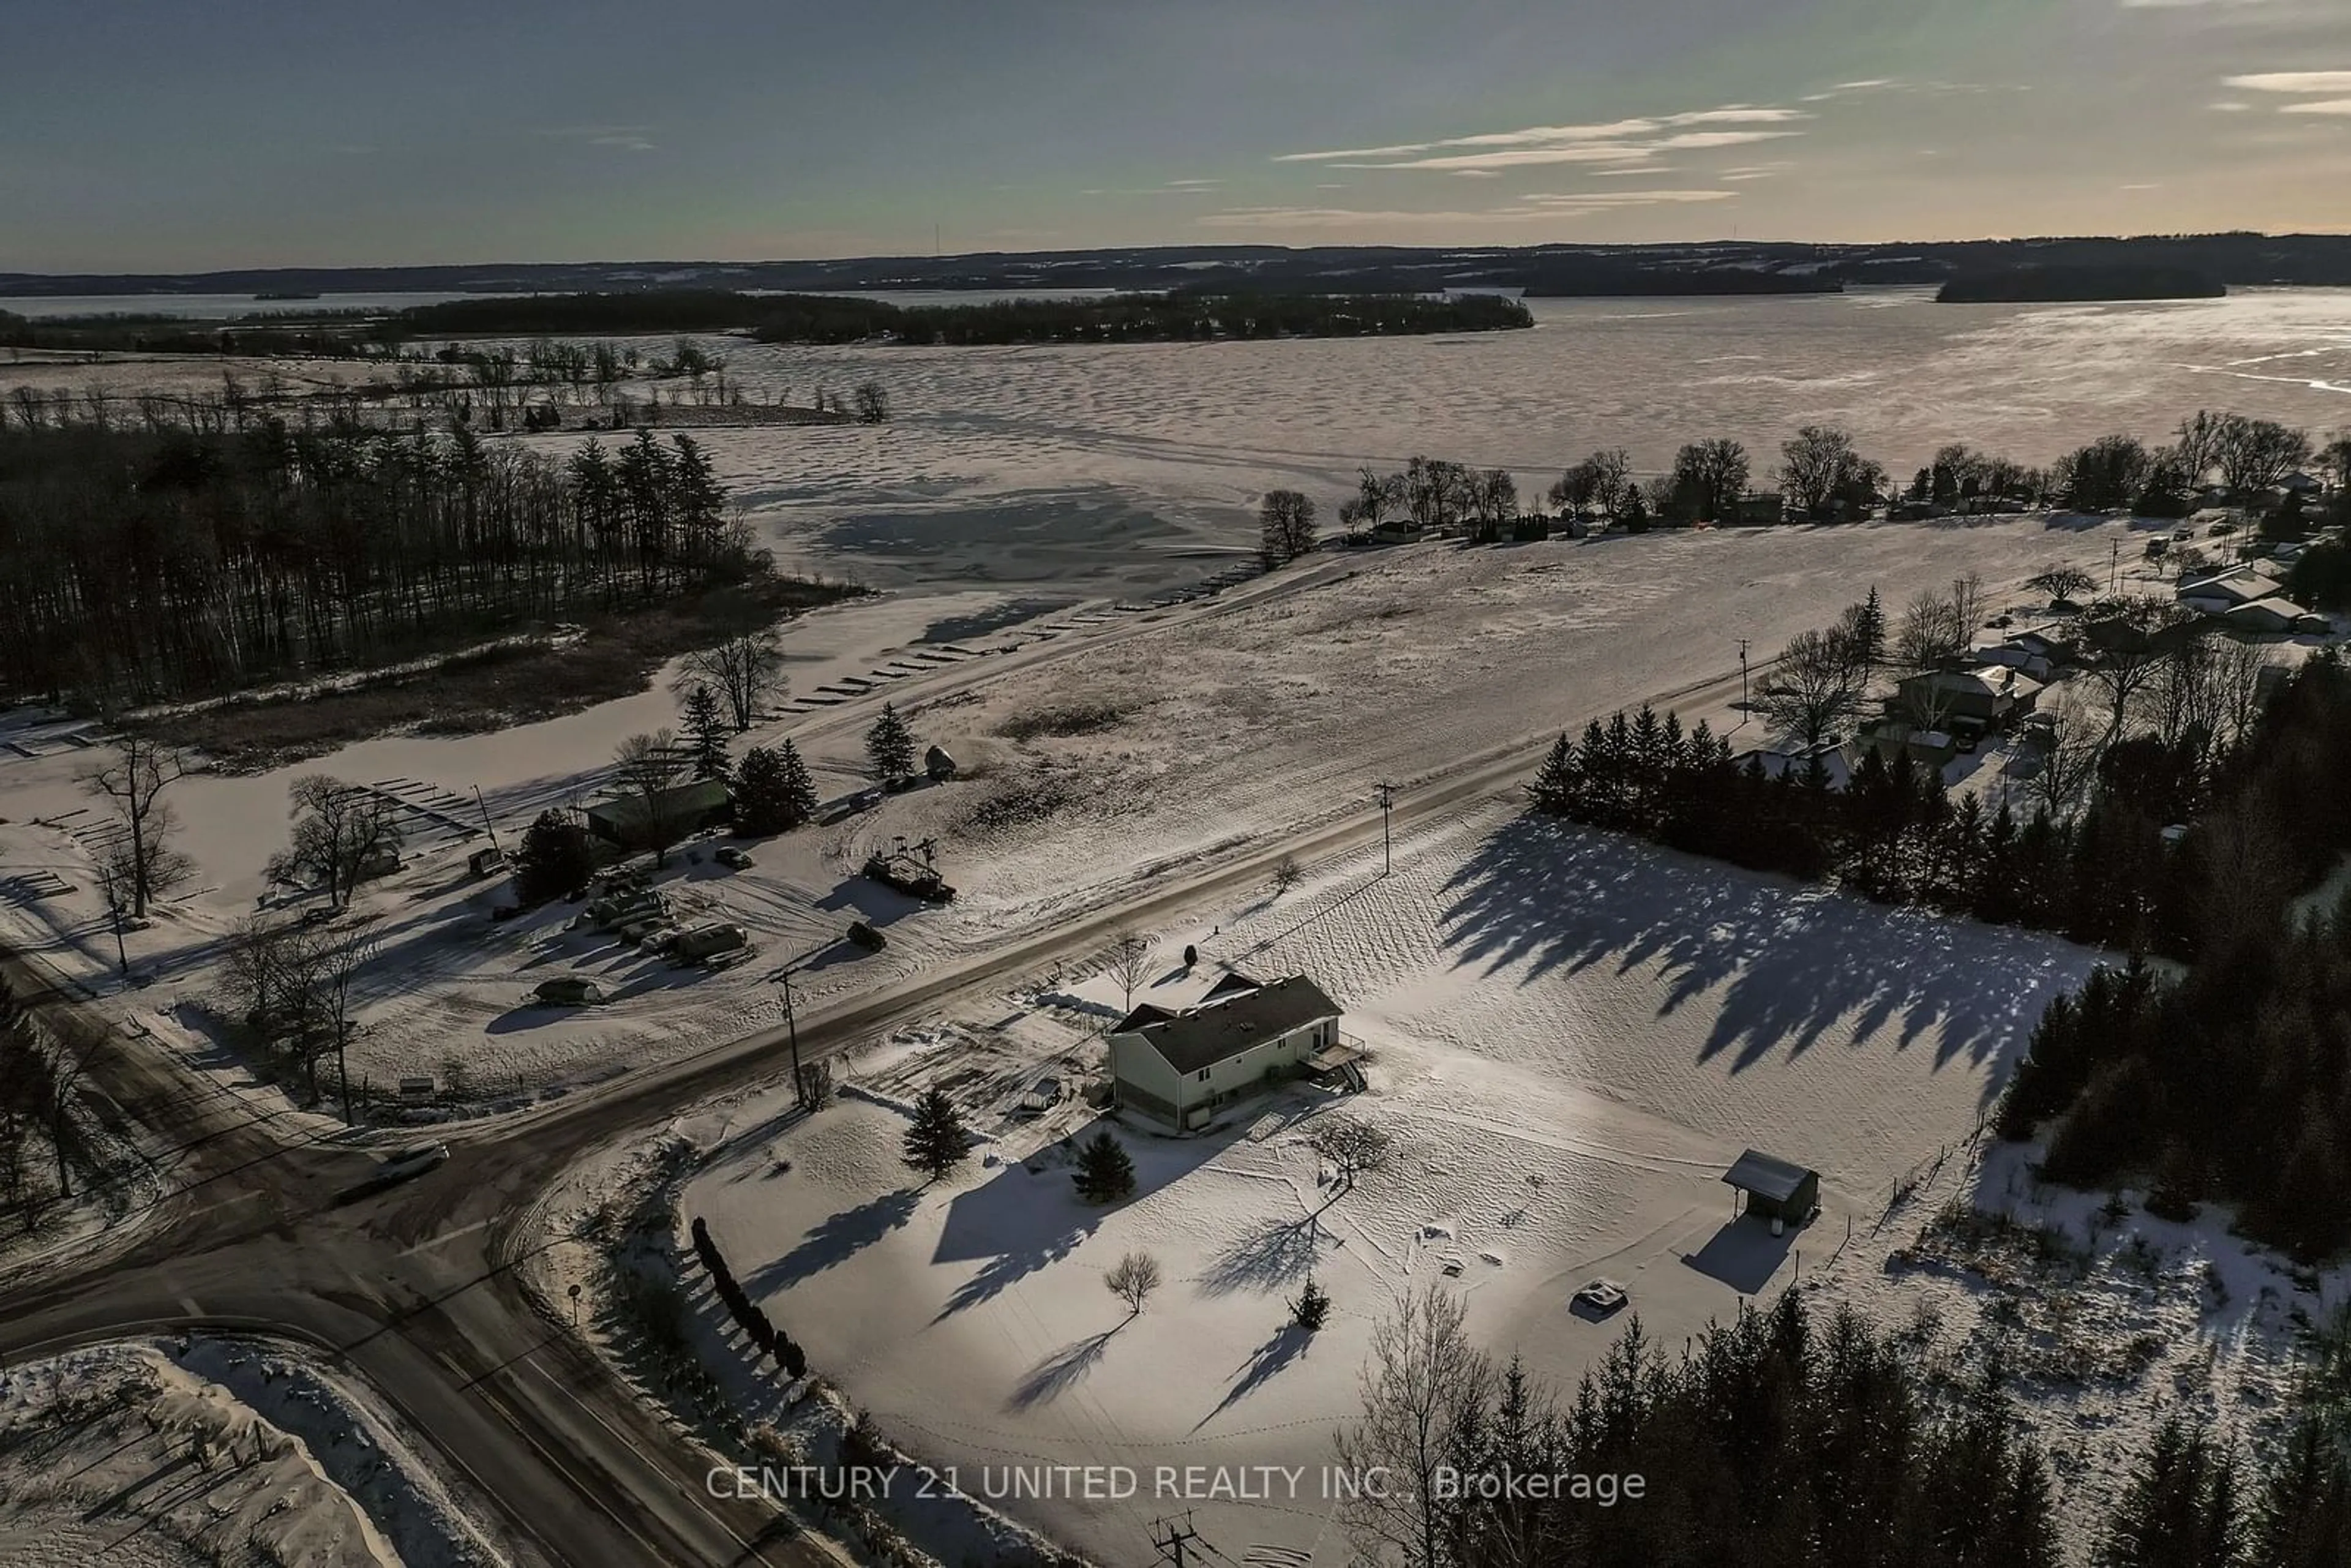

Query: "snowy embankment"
<box><xmin>0</xmin><ymin>1336</ymin><xmax>507</xmax><ymax>1568</ymax></box>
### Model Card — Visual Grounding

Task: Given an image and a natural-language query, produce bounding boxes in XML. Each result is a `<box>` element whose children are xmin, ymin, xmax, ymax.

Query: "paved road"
<box><xmin>0</xmin><ymin>661</ymin><xmax>1758</xmax><ymax>1566</ymax></box>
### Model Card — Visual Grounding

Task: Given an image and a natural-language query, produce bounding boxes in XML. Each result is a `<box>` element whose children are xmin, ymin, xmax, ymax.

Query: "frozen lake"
<box><xmin>517</xmin><ymin>284</ymin><xmax>2351</xmax><ymax>590</ymax></box>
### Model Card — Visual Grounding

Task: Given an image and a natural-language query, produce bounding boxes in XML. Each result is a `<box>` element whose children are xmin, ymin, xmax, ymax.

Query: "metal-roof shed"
<box><xmin>1722</xmin><ymin>1149</ymin><xmax>1820</xmax><ymax>1225</ymax></box>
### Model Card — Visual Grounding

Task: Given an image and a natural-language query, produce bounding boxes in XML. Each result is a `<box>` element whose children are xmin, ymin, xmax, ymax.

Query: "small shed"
<box><xmin>1722</xmin><ymin>1149</ymin><xmax>1820</xmax><ymax>1226</ymax></box>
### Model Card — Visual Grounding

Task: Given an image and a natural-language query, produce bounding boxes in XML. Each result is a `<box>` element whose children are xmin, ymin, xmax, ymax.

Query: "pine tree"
<box><xmin>866</xmin><ymin>702</ymin><xmax>916</xmax><ymax>784</ymax></box>
<box><xmin>1853</xmin><ymin>586</ymin><xmax>1886</xmax><ymax>668</ymax></box>
<box><xmin>776</xmin><ymin>738</ymin><xmax>818</xmax><ymax>823</ymax></box>
<box><xmin>1530</xmin><ymin>733</ymin><xmax>1578</xmax><ymax>816</ymax></box>
<box><xmin>1290</xmin><ymin>1274</ymin><xmax>1332</xmax><ymax>1331</ymax></box>
<box><xmin>1073</xmin><ymin>1129</ymin><xmax>1138</xmax><ymax>1203</ymax></box>
<box><xmin>733</xmin><ymin>741</ymin><xmax>820</xmax><ymax>836</ymax></box>
<box><xmin>683</xmin><ymin>683</ymin><xmax>730</xmax><ymax>781</ymax></box>
<box><xmin>902</xmin><ymin>1087</ymin><xmax>969</xmax><ymax>1181</ymax></box>
<box><xmin>732</xmin><ymin>746</ymin><xmax>789</xmax><ymax>835</ymax></box>
<box><xmin>512</xmin><ymin>809</ymin><xmax>595</xmax><ymax>902</ymax></box>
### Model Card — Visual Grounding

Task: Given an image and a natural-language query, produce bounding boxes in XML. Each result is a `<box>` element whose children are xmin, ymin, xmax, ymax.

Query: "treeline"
<box><xmin>1530</xmin><ymin>703</ymin><xmax>2216</xmax><ymax>953</ymax></box>
<box><xmin>0</xmin><ymin>420</ymin><xmax>757</xmax><ymax>705</ymax></box>
<box><xmin>1522</xmin><ymin>264</ymin><xmax>1841</xmax><ymax>297</ymax></box>
<box><xmin>1</xmin><ymin>308</ymin><xmax>380</xmax><ymax>358</ymax></box>
<box><xmin>2000</xmin><ymin>655</ymin><xmax>2351</xmax><ymax>1259</ymax></box>
<box><xmin>1937</xmin><ymin>264</ymin><xmax>2227</xmax><ymax>303</ymax></box>
<box><xmin>1349</xmin><ymin>1287</ymin><xmax>2062</xmax><ymax>1567</ymax></box>
<box><xmin>749</xmin><ymin>290</ymin><xmax>1534</xmax><ymax>345</ymax></box>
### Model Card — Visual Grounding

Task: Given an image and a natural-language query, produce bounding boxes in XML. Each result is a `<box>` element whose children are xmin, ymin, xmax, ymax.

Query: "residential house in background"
<box><xmin>1895</xmin><ymin>664</ymin><xmax>2043</xmax><ymax>738</ymax></box>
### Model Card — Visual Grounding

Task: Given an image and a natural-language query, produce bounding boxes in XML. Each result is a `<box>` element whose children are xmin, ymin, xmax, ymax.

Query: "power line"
<box><xmin>1150</xmin><ymin>1513</ymin><xmax>1212</xmax><ymax>1567</ymax></box>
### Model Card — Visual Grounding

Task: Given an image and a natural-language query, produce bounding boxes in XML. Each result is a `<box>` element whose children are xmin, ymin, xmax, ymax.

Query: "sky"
<box><xmin>2</xmin><ymin>0</ymin><xmax>2347</xmax><ymax>273</ymax></box>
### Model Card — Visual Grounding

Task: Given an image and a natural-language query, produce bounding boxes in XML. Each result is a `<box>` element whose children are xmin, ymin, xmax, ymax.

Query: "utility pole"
<box><xmin>781</xmin><ymin>969</ymin><xmax>805</xmax><ymax>1109</ymax></box>
<box><xmin>1737</xmin><ymin>638</ymin><xmax>1751</xmax><ymax>711</ymax></box>
<box><xmin>1150</xmin><ymin>1514</ymin><xmax>1207</xmax><ymax>1567</ymax></box>
<box><xmin>1374</xmin><ymin>782</ymin><xmax>1395</xmax><ymax>876</ymax></box>
<box><xmin>473</xmin><ymin>786</ymin><xmax>501</xmax><ymax>857</ymax></box>
<box><xmin>2109</xmin><ymin>538</ymin><xmax>2120</xmax><ymax>595</ymax></box>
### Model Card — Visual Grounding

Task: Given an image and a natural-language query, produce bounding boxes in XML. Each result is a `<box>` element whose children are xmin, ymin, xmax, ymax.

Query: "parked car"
<box><xmin>847</xmin><ymin>920</ymin><xmax>887</xmax><ymax>952</ymax></box>
<box><xmin>378</xmin><ymin>1142</ymin><xmax>450</xmax><ymax>1184</ymax></box>
<box><xmin>1571</xmin><ymin>1279</ymin><xmax>1629</xmax><ymax>1315</ymax></box>
<box><xmin>534</xmin><ymin>976</ymin><xmax>606</xmax><ymax>1007</ymax></box>
<box><xmin>714</xmin><ymin>846</ymin><xmax>754</xmax><ymax>871</ymax></box>
<box><xmin>670</xmin><ymin>922</ymin><xmax>751</xmax><ymax>964</ymax></box>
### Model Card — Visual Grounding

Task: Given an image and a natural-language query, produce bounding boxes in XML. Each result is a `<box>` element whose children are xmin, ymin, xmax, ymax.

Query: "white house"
<box><xmin>1107</xmin><ymin>973</ymin><xmax>1346</xmax><ymax>1131</ymax></box>
<box><xmin>2177</xmin><ymin>563</ymin><xmax>2286</xmax><ymax>613</ymax></box>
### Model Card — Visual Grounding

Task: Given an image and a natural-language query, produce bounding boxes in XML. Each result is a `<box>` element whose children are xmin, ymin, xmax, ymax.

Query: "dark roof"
<box><xmin>1202</xmin><ymin>971</ymin><xmax>1262</xmax><ymax>1002</ymax></box>
<box><xmin>1124</xmin><ymin>975</ymin><xmax>1342</xmax><ymax>1076</ymax></box>
<box><xmin>1722</xmin><ymin>1149</ymin><xmax>1815</xmax><ymax>1205</ymax></box>
<box><xmin>1112</xmin><ymin>1001</ymin><xmax>1177</xmax><ymax>1033</ymax></box>
<box><xmin>587</xmin><ymin>776</ymin><xmax>731</xmax><ymax>830</ymax></box>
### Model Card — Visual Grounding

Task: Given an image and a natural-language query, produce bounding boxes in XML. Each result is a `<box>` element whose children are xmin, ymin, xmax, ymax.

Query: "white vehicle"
<box><xmin>378</xmin><ymin>1142</ymin><xmax>451</xmax><ymax>1184</ymax></box>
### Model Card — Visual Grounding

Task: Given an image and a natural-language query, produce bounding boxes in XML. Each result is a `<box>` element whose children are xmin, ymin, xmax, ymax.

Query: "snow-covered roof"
<box><xmin>1722</xmin><ymin>1149</ymin><xmax>1815</xmax><ymax>1204</ymax></box>
<box><xmin>1120</xmin><ymin>975</ymin><xmax>1342</xmax><ymax>1075</ymax></box>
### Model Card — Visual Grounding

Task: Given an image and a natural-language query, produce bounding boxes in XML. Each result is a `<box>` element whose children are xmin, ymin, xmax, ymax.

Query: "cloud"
<box><xmin>2210</xmin><ymin>100</ymin><xmax>2253</xmax><ymax>110</ymax></box>
<box><xmin>1080</xmin><ymin>181</ymin><xmax>1223</xmax><ymax>197</ymax></box>
<box><xmin>1330</xmin><ymin>129</ymin><xmax>1798</xmax><ymax>174</ymax></box>
<box><xmin>2223</xmin><ymin>71</ymin><xmax>2351</xmax><ymax>92</ymax></box>
<box><xmin>1199</xmin><ymin>189</ymin><xmax>1738</xmax><ymax>229</ymax></box>
<box><xmin>2120</xmin><ymin>181</ymin><xmax>2163</xmax><ymax>189</ymax></box>
<box><xmin>2281</xmin><ymin>99</ymin><xmax>2351</xmax><ymax>114</ymax></box>
<box><xmin>538</xmin><ymin>124</ymin><xmax>656</xmax><ymax>152</ymax></box>
<box><xmin>1718</xmin><ymin>162</ymin><xmax>1794</xmax><ymax>181</ymax></box>
<box><xmin>1273</xmin><ymin>105</ymin><xmax>1809</xmax><ymax>165</ymax></box>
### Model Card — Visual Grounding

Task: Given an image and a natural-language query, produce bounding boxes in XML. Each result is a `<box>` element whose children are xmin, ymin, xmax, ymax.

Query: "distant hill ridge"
<box><xmin>7</xmin><ymin>232</ymin><xmax>2350</xmax><ymax>299</ymax></box>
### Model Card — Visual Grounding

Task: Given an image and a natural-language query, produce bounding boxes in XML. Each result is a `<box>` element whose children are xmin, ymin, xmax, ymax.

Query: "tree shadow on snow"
<box><xmin>745</xmin><ymin>1187</ymin><xmax>919</xmax><ymax>1292</ymax></box>
<box><xmin>1436</xmin><ymin>816</ymin><xmax>2100</xmax><ymax>1097</ymax></box>
<box><xmin>1194</xmin><ymin>1215</ymin><xmax>1337</xmax><ymax>1298</ymax></box>
<box><xmin>1193</xmin><ymin>1324</ymin><xmax>1313</xmax><ymax>1431</ymax></box>
<box><xmin>1005</xmin><ymin>1329</ymin><xmax>1115</xmax><ymax>1412</ymax></box>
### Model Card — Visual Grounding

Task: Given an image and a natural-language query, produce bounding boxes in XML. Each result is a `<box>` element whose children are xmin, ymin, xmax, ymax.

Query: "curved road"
<box><xmin>0</xmin><ymin>658</ymin><xmax>1762</xmax><ymax>1566</ymax></box>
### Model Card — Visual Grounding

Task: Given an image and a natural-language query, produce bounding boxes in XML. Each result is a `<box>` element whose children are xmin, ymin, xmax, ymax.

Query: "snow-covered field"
<box><xmin>614</xmin><ymin>793</ymin><xmax>2338</xmax><ymax>1566</ymax></box>
<box><xmin>0</xmin><ymin>516</ymin><xmax>2132</xmax><ymax>1116</ymax></box>
<box><xmin>0</xmin><ymin>1337</ymin><xmax>508</xmax><ymax>1568</ymax></box>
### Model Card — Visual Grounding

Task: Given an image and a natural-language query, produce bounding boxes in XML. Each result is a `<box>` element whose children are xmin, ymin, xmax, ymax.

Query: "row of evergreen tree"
<box><xmin>1414</xmin><ymin>1285</ymin><xmax>2351</xmax><ymax>1567</ymax></box>
<box><xmin>1993</xmin><ymin>655</ymin><xmax>2351</xmax><ymax>1259</ymax></box>
<box><xmin>1531</xmin><ymin>707</ymin><xmax>2207</xmax><ymax>955</ymax></box>
<box><xmin>0</xmin><ymin>419</ymin><xmax>754</xmax><ymax>706</ymax></box>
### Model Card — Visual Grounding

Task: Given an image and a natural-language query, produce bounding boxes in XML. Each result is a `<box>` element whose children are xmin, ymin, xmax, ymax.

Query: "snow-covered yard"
<box><xmin>649</xmin><ymin>793</ymin><xmax>2144</xmax><ymax>1566</ymax></box>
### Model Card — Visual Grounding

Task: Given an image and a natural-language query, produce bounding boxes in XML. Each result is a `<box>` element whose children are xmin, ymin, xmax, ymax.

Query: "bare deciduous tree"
<box><xmin>1258</xmin><ymin>490</ymin><xmax>1319</xmax><ymax>566</ymax></box>
<box><xmin>82</xmin><ymin>737</ymin><xmax>190</xmax><ymax>917</ymax></box>
<box><xmin>1272</xmin><ymin>854</ymin><xmax>1303</xmax><ymax>896</ymax></box>
<box><xmin>676</xmin><ymin>630</ymin><xmax>787</xmax><ymax>731</ymax></box>
<box><xmin>1104</xmin><ymin>1250</ymin><xmax>1163</xmax><ymax>1316</ymax></box>
<box><xmin>2025</xmin><ymin>565</ymin><xmax>2096</xmax><ymax>605</ymax></box>
<box><xmin>852</xmin><ymin>381</ymin><xmax>890</xmax><ymax>424</ymax></box>
<box><xmin>1758</xmin><ymin>626</ymin><xmax>1870</xmax><ymax>760</ymax></box>
<box><xmin>1335</xmin><ymin>1286</ymin><xmax>1494</xmax><ymax>1568</ymax></box>
<box><xmin>2080</xmin><ymin>597</ymin><xmax>2204</xmax><ymax>748</ymax></box>
<box><xmin>612</xmin><ymin>730</ymin><xmax>691</xmax><ymax>865</ymax></box>
<box><xmin>282</xmin><ymin>776</ymin><xmax>406</xmax><ymax>910</ymax></box>
<box><xmin>1307</xmin><ymin>1114</ymin><xmax>1393</xmax><ymax>1190</ymax></box>
<box><xmin>1105</xmin><ymin>931</ymin><xmax>1151</xmax><ymax>1011</ymax></box>
<box><xmin>2025</xmin><ymin>697</ymin><xmax>2105</xmax><ymax>819</ymax></box>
